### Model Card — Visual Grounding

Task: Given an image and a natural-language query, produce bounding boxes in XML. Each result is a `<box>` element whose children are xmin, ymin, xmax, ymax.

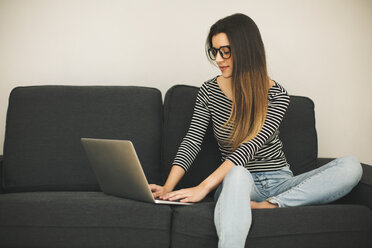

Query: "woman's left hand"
<box><xmin>160</xmin><ymin>184</ymin><xmax>209</xmax><ymax>203</ymax></box>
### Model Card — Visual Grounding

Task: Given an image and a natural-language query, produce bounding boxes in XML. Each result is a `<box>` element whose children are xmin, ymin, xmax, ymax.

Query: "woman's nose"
<box><xmin>215</xmin><ymin>51</ymin><xmax>224</xmax><ymax>62</ymax></box>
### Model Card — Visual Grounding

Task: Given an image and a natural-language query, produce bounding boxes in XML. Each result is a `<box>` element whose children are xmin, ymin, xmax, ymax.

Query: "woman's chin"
<box><xmin>221</xmin><ymin>73</ymin><xmax>232</xmax><ymax>79</ymax></box>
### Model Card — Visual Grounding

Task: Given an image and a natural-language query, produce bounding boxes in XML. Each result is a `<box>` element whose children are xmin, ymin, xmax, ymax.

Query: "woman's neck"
<box><xmin>217</xmin><ymin>75</ymin><xmax>233</xmax><ymax>100</ymax></box>
<box><xmin>221</xmin><ymin>75</ymin><xmax>232</xmax><ymax>85</ymax></box>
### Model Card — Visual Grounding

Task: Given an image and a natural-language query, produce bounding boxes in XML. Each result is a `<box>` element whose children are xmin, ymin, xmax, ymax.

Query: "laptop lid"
<box><xmin>81</xmin><ymin>138</ymin><xmax>192</xmax><ymax>205</ymax></box>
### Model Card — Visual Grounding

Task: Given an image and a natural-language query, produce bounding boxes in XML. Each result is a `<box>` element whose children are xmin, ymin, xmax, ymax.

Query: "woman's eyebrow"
<box><xmin>212</xmin><ymin>45</ymin><xmax>230</xmax><ymax>49</ymax></box>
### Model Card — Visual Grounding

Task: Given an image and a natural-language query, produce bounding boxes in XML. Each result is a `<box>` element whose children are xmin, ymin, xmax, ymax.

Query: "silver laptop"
<box><xmin>81</xmin><ymin>138</ymin><xmax>192</xmax><ymax>205</ymax></box>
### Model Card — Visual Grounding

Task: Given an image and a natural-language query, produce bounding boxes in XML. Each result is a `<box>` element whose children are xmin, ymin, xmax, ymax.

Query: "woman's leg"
<box><xmin>267</xmin><ymin>156</ymin><xmax>363</xmax><ymax>207</ymax></box>
<box><xmin>214</xmin><ymin>166</ymin><xmax>265</xmax><ymax>248</ymax></box>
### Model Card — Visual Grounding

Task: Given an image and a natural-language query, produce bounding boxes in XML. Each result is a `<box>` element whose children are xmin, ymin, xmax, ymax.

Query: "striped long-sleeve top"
<box><xmin>173</xmin><ymin>76</ymin><xmax>291</xmax><ymax>173</ymax></box>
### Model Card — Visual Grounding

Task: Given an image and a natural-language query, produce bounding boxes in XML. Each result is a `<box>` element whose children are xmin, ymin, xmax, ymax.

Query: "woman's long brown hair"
<box><xmin>206</xmin><ymin>13</ymin><xmax>270</xmax><ymax>150</ymax></box>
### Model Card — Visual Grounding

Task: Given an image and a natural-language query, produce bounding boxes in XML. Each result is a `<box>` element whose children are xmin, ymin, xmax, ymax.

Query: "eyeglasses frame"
<box><xmin>208</xmin><ymin>45</ymin><xmax>232</xmax><ymax>60</ymax></box>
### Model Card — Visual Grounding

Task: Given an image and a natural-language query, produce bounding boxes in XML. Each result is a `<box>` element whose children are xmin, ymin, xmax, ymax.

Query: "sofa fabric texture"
<box><xmin>0</xmin><ymin>85</ymin><xmax>371</xmax><ymax>248</ymax></box>
<box><xmin>171</xmin><ymin>203</ymin><xmax>371</xmax><ymax>248</ymax></box>
<box><xmin>0</xmin><ymin>192</ymin><xmax>172</xmax><ymax>248</ymax></box>
<box><xmin>3</xmin><ymin>86</ymin><xmax>163</xmax><ymax>192</ymax></box>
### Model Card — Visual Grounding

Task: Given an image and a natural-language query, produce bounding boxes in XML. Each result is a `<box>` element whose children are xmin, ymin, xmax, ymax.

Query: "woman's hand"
<box><xmin>150</xmin><ymin>166</ymin><xmax>186</xmax><ymax>199</ymax></box>
<box><xmin>160</xmin><ymin>184</ymin><xmax>210</xmax><ymax>203</ymax></box>
<box><xmin>149</xmin><ymin>184</ymin><xmax>172</xmax><ymax>199</ymax></box>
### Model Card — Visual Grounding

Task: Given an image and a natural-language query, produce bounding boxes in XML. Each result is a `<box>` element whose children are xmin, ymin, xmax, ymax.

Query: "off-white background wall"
<box><xmin>0</xmin><ymin>0</ymin><xmax>371</xmax><ymax>164</ymax></box>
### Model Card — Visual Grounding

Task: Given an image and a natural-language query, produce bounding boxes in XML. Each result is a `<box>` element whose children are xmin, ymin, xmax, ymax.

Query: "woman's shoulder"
<box><xmin>268</xmin><ymin>80</ymin><xmax>290</xmax><ymax>104</ymax></box>
<box><xmin>198</xmin><ymin>76</ymin><xmax>219</xmax><ymax>95</ymax></box>
<box><xmin>201</xmin><ymin>76</ymin><xmax>218</xmax><ymax>88</ymax></box>
<box><xmin>269</xmin><ymin>80</ymin><xmax>288</xmax><ymax>96</ymax></box>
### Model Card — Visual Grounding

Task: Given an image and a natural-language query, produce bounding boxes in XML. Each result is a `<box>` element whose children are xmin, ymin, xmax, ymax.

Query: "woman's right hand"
<box><xmin>150</xmin><ymin>165</ymin><xmax>185</xmax><ymax>199</ymax></box>
<box><xmin>149</xmin><ymin>184</ymin><xmax>172</xmax><ymax>199</ymax></box>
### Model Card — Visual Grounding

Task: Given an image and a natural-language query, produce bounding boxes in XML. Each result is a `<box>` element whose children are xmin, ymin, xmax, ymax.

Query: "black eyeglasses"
<box><xmin>208</xmin><ymin>46</ymin><xmax>231</xmax><ymax>60</ymax></box>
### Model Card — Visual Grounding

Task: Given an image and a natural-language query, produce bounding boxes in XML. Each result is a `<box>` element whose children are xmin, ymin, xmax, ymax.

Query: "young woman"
<box><xmin>150</xmin><ymin>13</ymin><xmax>363</xmax><ymax>248</ymax></box>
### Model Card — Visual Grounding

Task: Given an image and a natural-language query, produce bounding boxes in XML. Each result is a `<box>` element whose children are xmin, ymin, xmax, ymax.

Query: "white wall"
<box><xmin>0</xmin><ymin>0</ymin><xmax>371</xmax><ymax>164</ymax></box>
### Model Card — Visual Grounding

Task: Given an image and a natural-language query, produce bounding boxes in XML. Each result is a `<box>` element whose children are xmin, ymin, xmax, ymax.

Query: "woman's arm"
<box><xmin>150</xmin><ymin>82</ymin><xmax>212</xmax><ymax>198</ymax></box>
<box><xmin>160</xmin><ymin>160</ymin><xmax>235</xmax><ymax>203</ymax></box>
<box><xmin>172</xmin><ymin>82</ymin><xmax>211</xmax><ymax>172</ymax></box>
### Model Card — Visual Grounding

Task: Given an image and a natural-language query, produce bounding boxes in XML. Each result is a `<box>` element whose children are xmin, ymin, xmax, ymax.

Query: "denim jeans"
<box><xmin>214</xmin><ymin>156</ymin><xmax>363</xmax><ymax>248</ymax></box>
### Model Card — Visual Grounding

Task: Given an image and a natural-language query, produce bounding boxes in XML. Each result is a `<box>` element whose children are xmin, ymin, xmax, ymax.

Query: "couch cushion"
<box><xmin>279</xmin><ymin>95</ymin><xmax>318</xmax><ymax>175</ymax></box>
<box><xmin>3</xmin><ymin>86</ymin><xmax>163</xmax><ymax>192</ymax></box>
<box><xmin>0</xmin><ymin>192</ymin><xmax>172</xmax><ymax>248</ymax></box>
<box><xmin>162</xmin><ymin>85</ymin><xmax>318</xmax><ymax>186</ymax></box>
<box><xmin>171</xmin><ymin>202</ymin><xmax>372</xmax><ymax>248</ymax></box>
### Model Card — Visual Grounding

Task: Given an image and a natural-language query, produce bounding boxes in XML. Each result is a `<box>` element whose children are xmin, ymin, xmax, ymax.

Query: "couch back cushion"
<box><xmin>3</xmin><ymin>86</ymin><xmax>163</xmax><ymax>192</ymax></box>
<box><xmin>162</xmin><ymin>85</ymin><xmax>318</xmax><ymax>189</ymax></box>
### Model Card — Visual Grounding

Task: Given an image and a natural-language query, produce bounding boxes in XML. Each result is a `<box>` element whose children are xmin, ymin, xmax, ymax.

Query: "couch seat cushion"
<box><xmin>171</xmin><ymin>202</ymin><xmax>372</xmax><ymax>248</ymax></box>
<box><xmin>0</xmin><ymin>192</ymin><xmax>172</xmax><ymax>248</ymax></box>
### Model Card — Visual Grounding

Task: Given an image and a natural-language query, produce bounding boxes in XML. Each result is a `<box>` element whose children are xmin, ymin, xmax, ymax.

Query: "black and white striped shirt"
<box><xmin>173</xmin><ymin>76</ymin><xmax>291</xmax><ymax>173</ymax></box>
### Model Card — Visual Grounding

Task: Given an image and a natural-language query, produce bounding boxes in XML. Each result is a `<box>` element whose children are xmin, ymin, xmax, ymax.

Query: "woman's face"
<box><xmin>211</xmin><ymin>32</ymin><xmax>233</xmax><ymax>79</ymax></box>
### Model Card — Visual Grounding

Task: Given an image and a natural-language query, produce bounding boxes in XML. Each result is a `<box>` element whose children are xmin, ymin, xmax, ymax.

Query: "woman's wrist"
<box><xmin>198</xmin><ymin>180</ymin><xmax>213</xmax><ymax>195</ymax></box>
<box><xmin>163</xmin><ymin>165</ymin><xmax>186</xmax><ymax>193</ymax></box>
<box><xmin>199</xmin><ymin>160</ymin><xmax>235</xmax><ymax>193</ymax></box>
<box><xmin>162</xmin><ymin>183</ymin><xmax>174</xmax><ymax>193</ymax></box>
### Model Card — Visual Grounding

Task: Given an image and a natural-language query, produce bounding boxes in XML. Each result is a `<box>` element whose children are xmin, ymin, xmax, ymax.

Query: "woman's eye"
<box><xmin>221</xmin><ymin>48</ymin><xmax>230</xmax><ymax>54</ymax></box>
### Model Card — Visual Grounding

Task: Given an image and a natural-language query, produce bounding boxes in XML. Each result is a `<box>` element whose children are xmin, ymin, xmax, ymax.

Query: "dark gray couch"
<box><xmin>0</xmin><ymin>85</ymin><xmax>371</xmax><ymax>248</ymax></box>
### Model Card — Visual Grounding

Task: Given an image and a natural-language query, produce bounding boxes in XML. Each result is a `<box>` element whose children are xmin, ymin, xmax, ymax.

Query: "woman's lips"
<box><xmin>219</xmin><ymin>66</ymin><xmax>229</xmax><ymax>72</ymax></box>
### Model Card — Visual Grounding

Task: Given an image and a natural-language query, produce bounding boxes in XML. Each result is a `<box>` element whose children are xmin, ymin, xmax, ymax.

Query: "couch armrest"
<box><xmin>318</xmin><ymin>158</ymin><xmax>372</xmax><ymax>209</ymax></box>
<box><xmin>0</xmin><ymin>155</ymin><xmax>3</xmax><ymax>193</ymax></box>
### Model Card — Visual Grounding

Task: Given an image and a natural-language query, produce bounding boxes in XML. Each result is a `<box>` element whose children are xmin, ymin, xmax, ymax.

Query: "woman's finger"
<box><xmin>169</xmin><ymin>192</ymin><xmax>190</xmax><ymax>201</ymax></box>
<box><xmin>180</xmin><ymin>197</ymin><xmax>191</xmax><ymax>203</ymax></box>
<box><xmin>149</xmin><ymin>184</ymin><xmax>159</xmax><ymax>192</ymax></box>
<box><xmin>153</xmin><ymin>191</ymin><xmax>163</xmax><ymax>198</ymax></box>
<box><xmin>163</xmin><ymin>190</ymin><xmax>182</xmax><ymax>199</ymax></box>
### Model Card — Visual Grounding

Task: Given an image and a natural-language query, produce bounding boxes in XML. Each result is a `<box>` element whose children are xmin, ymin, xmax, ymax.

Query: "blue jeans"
<box><xmin>214</xmin><ymin>156</ymin><xmax>363</xmax><ymax>248</ymax></box>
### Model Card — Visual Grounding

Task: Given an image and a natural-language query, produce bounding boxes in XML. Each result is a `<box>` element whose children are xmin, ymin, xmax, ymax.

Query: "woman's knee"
<box><xmin>338</xmin><ymin>156</ymin><xmax>363</xmax><ymax>186</ymax></box>
<box><xmin>224</xmin><ymin>166</ymin><xmax>254</xmax><ymax>187</ymax></box>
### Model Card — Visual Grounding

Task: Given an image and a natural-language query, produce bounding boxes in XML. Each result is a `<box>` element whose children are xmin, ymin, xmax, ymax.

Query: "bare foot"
<box><xmin>251</xmin><ymin>201</ymin><xmax>278</xmax><ymax>209</ymax></box>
